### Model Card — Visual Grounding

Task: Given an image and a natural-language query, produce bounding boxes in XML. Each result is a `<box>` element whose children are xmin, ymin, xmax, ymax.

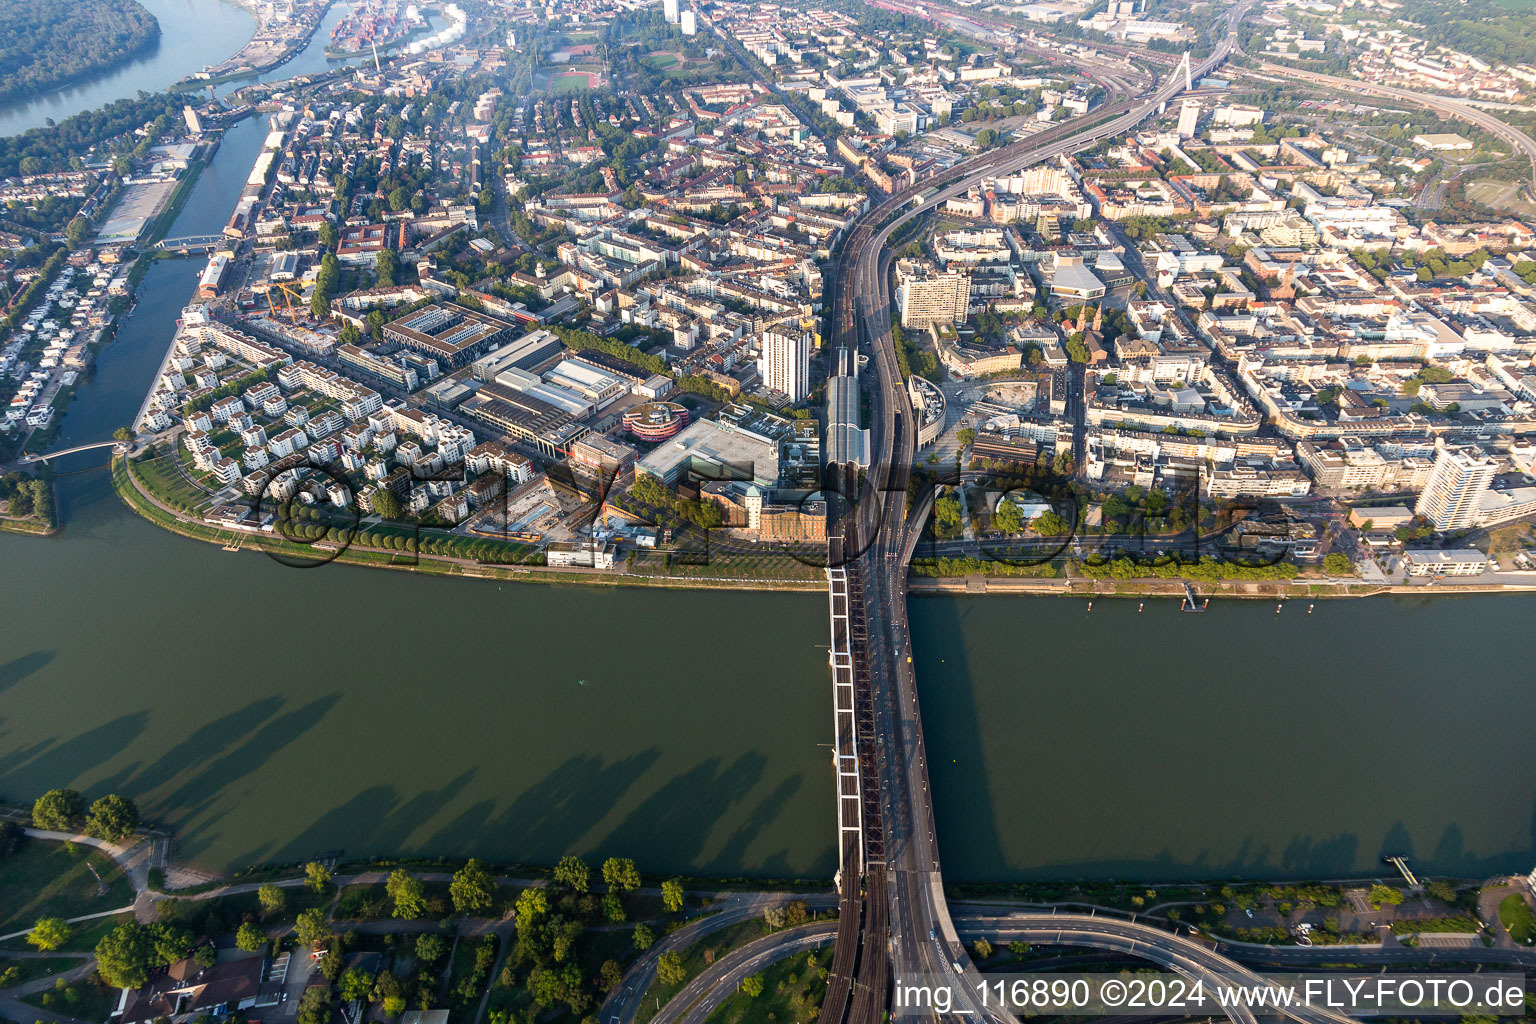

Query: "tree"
<box><xmin>554</xmin><ymin>855</ymin><xmax>590</xmax><ymax>893</ymax></box>
<box><xmin>763</xmin><ymin>905</ymin><xmax>786</xmax><ymax>930</ymax></box>
<box><xmin>318</xmin><ymin>221</ymin><xmax>337</xmax><ymax>249</ymax></box>
<box><xmin>377</xmin><ymin>248</ymin><xmax>398</xmax><ymax>288</ymax></box>
<box><xmin>601</xmin><ymin>893</ymin><xmax>626</xmax><ymax>922</ymax></box>
<box><xmin>83</xmin><ymin>794</ymin><xmax>139</xmax><ymax>841</ymax></box>
<box><xmin>382</xmin><ymin>996</ymin><xmax>406</xmax><ymax>1017</ymax></box>
<box><xmin>257</xmin><ymin>883</ymin><xmax>287</xmax><ymax>917</ymax></box>
<box><xmin>152</xmin><ymin>922</ymin><xmax>193</xmax><ymax>965</ymax></box>
<box><xmin>389</xmin><ymin>187</ymin><xmax>409</xmax><ymax>212</ymax></box>
<box><xmin>602</xmin><ymin>857</ymin><xmax>640</xmax><ymax>893</ymax></box>
<box><xmin>32</xmin><ymin>788</ymin><xmax>83</xmax><ymax>831</ymax></box>
<box><xmin>741</xmin><ymin>974</ymin><xmax>765</xmax><ymax>997</ymax></box>
<box><xmin>957</xmin><ymin>427</ymin><xmax>976</xmax><ymax>450</ymax></box>
<box><xmin>632</xmin><ymin>923</ymin><xmax>655</xmax><ymax>951</ymax></box>
<box><xmin>305</xmin><ymin>861</ymin><xmax>332</xmax><ymax>893</ymax></box>
<box><xmin>661</xmin><ymin>879</ymin><xmax>684</xmax><ymax>914</ymax></box>
<box><xmin>1035</xmin><ymin>510</ymin><xmax>1071</xmax><ymax>537</ymax></box>
<box><xmin>298</xmin><ymin>986</ymin><xmax>334</xmax><ymax>1024</ymax></box>
<box><xmin>993</xmin><ymin>500</ymin><xmax>1025</xmax><ymax>534</ymax></box>
<box><xmin>973</xmin><ymin>937</ymin><xmax>993</xmax><ymax>960</ymax></box>
<box><xmin>1321</xmin><ymin>553</ymin><xmax>1353</xmax><ymax>576</ymax></box>
<box><xmin>96</xmin><ymin>920</ymin><xmax>154</xmax><ymax>989</ymax></box>
<box><xmin>415</xmin><ymin>931</ymin><xmax>447</xmax><ymax>965</ymax></box>
<box><xmin>27</xmin><ymin>917</ymin><xmax>70</xmax><ymax>951</ymax></box>
<box><xmin>785</xmin><ymin>900</ymin><xmax>809</xmax><ymax>926</ymax></box>
<box><xmin>0</xmin><ymin>821</ymin><xmax>22</xmax><ymax>858</ymax></box>
<box><xmin>65</xmin><ymin>216</ymin><xmax>92</xmax><ymax>248</ymax></box>
<box><xmin>195</xmin><ymin>944</ymin><xmax>218</xmax><ymax>969</ymax></box>
<box><xmin>450</xmin><ymin>859</ymin><xmax>495</xmax><ymax>915</ymax></box>
<box><xmin>112</xmin><ymin>426</ymin><xmax>134</xmax><ymax>443</ymax></box>
<box><xmin>295</xmin><ymin>908</ymin><xmax>331</xmax><ymax>949</ymax></box>
<box><xmin>371</xmin><ymin>488</ymin><xmax>402</xmax><ymax>520</ymax></box>
<box><xmin>1368</xmin><ymin>884</ymin><xmax>1404</xmax><ymax>908</ymax></box>
<box><xmin>1426</xmin><ymin>880</ymin><xmax>1457</xmax><ymax>903</ymax></box>
<box><xmin>386</xmin><ymin>869</ymin><xmax>426</xmax><ymax>919</ymax></box>
<box><xmin>311</xmin><ymin>290</ymin><xmax>331</xmax><ymax>320</ymax></box>
<box><xmin>340</xmin><ymin>967</ymin><xmax>375</xmax><ymax>1002</ymax></box>
<box><xmin>515</xmin><ymin>887</ymin><xmax>548</xmax><ymax>933</ymax></box>
<box><xmin>934</xmin><ymin>493</ymin><xmax>962</xmax><ymax>530</ymax></box>
<box><xmin>236</xmin><ymin>922</ymin><xmax>267</xmax><ymax>953</ymax></box>
<box><xmin>655</xmin><ymin>951</ymin><xmax>686</xmax><ymax>986</ymax></box>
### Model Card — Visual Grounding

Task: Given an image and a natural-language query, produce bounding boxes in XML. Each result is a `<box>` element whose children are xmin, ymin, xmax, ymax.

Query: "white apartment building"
<box><xmin>1415</xmin><ymin>445</ymin><xmax>1497</xmax><ymax>531</ymax></box>
<box><xmin>759</xmin><ymin>327</ymin><xmax>811</xmax><ymax>402</ymax></box>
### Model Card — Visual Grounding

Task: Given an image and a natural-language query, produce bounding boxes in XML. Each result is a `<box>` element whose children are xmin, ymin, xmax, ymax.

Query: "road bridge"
<box><xmin>155</xmin><ymin>234</ymin><xmax>227</xmax><ymax>254</ymax></box>
<box><xmin>795</xmin><ymin>2</ymin><xmax>1536</xmax><ymax>1022</ymax></box>
<box><xmin>814</xmin><ymin>3</ymin><xmax>1256</xmax><ymax>1024</ymax></box>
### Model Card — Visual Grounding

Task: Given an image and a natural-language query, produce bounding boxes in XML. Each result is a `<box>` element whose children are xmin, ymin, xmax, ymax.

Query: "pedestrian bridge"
<box><xmin>20</xmin><ymin>440</ymin><xmax>127</xmax><ymax>464</ymax></box>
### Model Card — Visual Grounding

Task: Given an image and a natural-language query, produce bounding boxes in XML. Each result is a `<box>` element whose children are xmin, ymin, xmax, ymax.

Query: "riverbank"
<box><xmin>0</xmin><ymin>514</ymin><xmax>57</xmax><ymax>537</ymax></box>
<box><xmin>194</xmin><ymin>0</ymin><xmax>337</xmax><ymax>81</ymax></box>
<box><xmin>113</xmin><ymin>454</ymin><xmax>827</xmax><ymax>592</ymax></box>
<box><xmin>115</xmin><ymin>450</ymin><xmax>1536</xmax><ymax>598</ymax></box>
<box><xmin>907</xmin><ymin>570</ymin><xmax>1536</xmax><ymax>598</ymax></box>
<box><xmin>0</xmin><ymin>0</ymin><xmax>163</xmax><ymax>109</ymax></box>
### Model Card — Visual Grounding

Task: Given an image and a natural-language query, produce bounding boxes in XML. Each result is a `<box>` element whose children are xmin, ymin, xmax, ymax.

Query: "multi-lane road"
<box><xmin>1250</xmin><ymin>62</ymin><xmax>1536</xmax><ymax>187</ymax></box>
<box><xmin>821</xmin><ymin>5</ymin><xmax>1259</xmax><ymax>1024</ymax></box>
<box><xmin>663</xmin><ymin>5</ymin><xmax>1536</xmax><ymax>1024</ymax></box>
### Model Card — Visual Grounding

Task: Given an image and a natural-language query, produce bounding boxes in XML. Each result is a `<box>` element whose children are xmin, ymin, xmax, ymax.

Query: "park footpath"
<box><xmin>0</xmin><ymin>826</ymin><xmax>838</xmax><ymax>1024</ymax></box>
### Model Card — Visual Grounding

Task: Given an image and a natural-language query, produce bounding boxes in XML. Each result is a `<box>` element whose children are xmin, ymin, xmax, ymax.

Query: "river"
<box><xmin>0</xmin><ymin>0</ymin><xmax>255</xmax><ymax>138</ymax></box>
<box><xmin>1</xmin><ymin>8</ymin><xmax>1534</xmax><ymax>884</ymax></box>
<box><xmin>0</xmin><ymin>0</ymin><xmax>441</xmax><ymax>138</ymax></box>
<box><xmin>912</xmin><ymin>594</ymin><xmax>1536</xmax><ymax>882</ymax></box>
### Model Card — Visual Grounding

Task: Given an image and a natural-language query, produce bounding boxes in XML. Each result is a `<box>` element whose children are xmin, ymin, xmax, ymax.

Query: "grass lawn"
<box><xmin>134</xmin><ymin>452</ymin><xmax>214</xmax><ymax>514</ymax></box>
<box><xmin>157</xmin><ymin>884</ymin><xmax>332</xmax><ymax>934</ymax></box>
<box><xmin>551</xmin><ymin>73</ymin><xmax>596</xmax><ymax>93</ymax></box>
<box><xmin>23</xmin><ymin>975</ymin><xmax>121</xmax><ymax>1022</ymax></box>
<box><xmin>644</xmin><ymin>52</ymin><xmax>681</xmax><ymax>69</ymax></box>
<box><xmin>335</xmin><ymin>883</ymin><xmax>390</xmax><ymax>920</ymax></box>
<box><xmin>1466</xmin><ymin>180</ymin><xmax>1536</xmax><ymax>215</ymax></box>
<box><xmin>0</xmin><ymin>840</ymin><xmax>135</xmax><ymax>934</ymax></box>
<box><xmin>704</xmin><ymin>946</ymin><xmax>832</xmax><ymax>1024</ymax></box>
<box><xmin>0</xmin><ymin>956</ymin><xmax>84</xmax><ymax>988</ymax></box>
<box><xmin>1499</xmin><ymin>894</ymin><xmax>1536</xmax><ymax>944</ymax></box>
<box><xmin>445</xmin><ymin>933</ymin><xmax>499</xmax><ymax>1023</ymax></box>
<box><xmin>635</xmin><ymin>919</ymin><xmax>775</xmax><ymax>1024</ymax></box>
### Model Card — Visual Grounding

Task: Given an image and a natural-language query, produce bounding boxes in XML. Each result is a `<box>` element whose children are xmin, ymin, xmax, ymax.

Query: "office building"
<box><xmin>1415</xmin><ymin>445</ymin><xmax>1497</xmax><ymax>531</ymax></box>
<box><xmin>383</xmin><ymin>303</ymin><xmax>517</xmax><ymax>368</ymax></box>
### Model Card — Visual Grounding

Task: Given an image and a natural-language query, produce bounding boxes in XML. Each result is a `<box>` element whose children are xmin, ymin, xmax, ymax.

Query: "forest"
<box><xmin>0</xmin><ymin>92</ymin><xmax>183</xmax><ymax>180</ymax></box>
<box><xmin>0</xmin><ymin>0</ymin><xmax>161</xmax><ymax>105</ymax></box>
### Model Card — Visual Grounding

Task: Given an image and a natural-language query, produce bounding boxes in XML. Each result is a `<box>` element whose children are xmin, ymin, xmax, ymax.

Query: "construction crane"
<box><xmin>264</xmin><ymin>280</ymin><xmax>307</xmax><ymax>323</ymax></box>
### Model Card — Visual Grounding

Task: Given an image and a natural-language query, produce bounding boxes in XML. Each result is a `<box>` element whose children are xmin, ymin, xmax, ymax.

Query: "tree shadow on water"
<box><xmin>598</xmin><ymin>752</ymin><xmax>769</xmax><ymax>871</ymax></box>
<box><xmin>0</xmin><ymin>651</ymin><xmax>54</xmax><ymax>696</ymax></box>
<box><xmin>0</xmin><ymin>711</ymin><xmax>149</xmax><ymax>796</ymax></box>
<box><xmin>242</xmin><ymin>769</ymin><xmax>482</xmax><ymax>868</ymax></box>
<box><xmin>480</xmin><ymin>750</ymin><xmax>665</xmax><ymax>865</ymax></box>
